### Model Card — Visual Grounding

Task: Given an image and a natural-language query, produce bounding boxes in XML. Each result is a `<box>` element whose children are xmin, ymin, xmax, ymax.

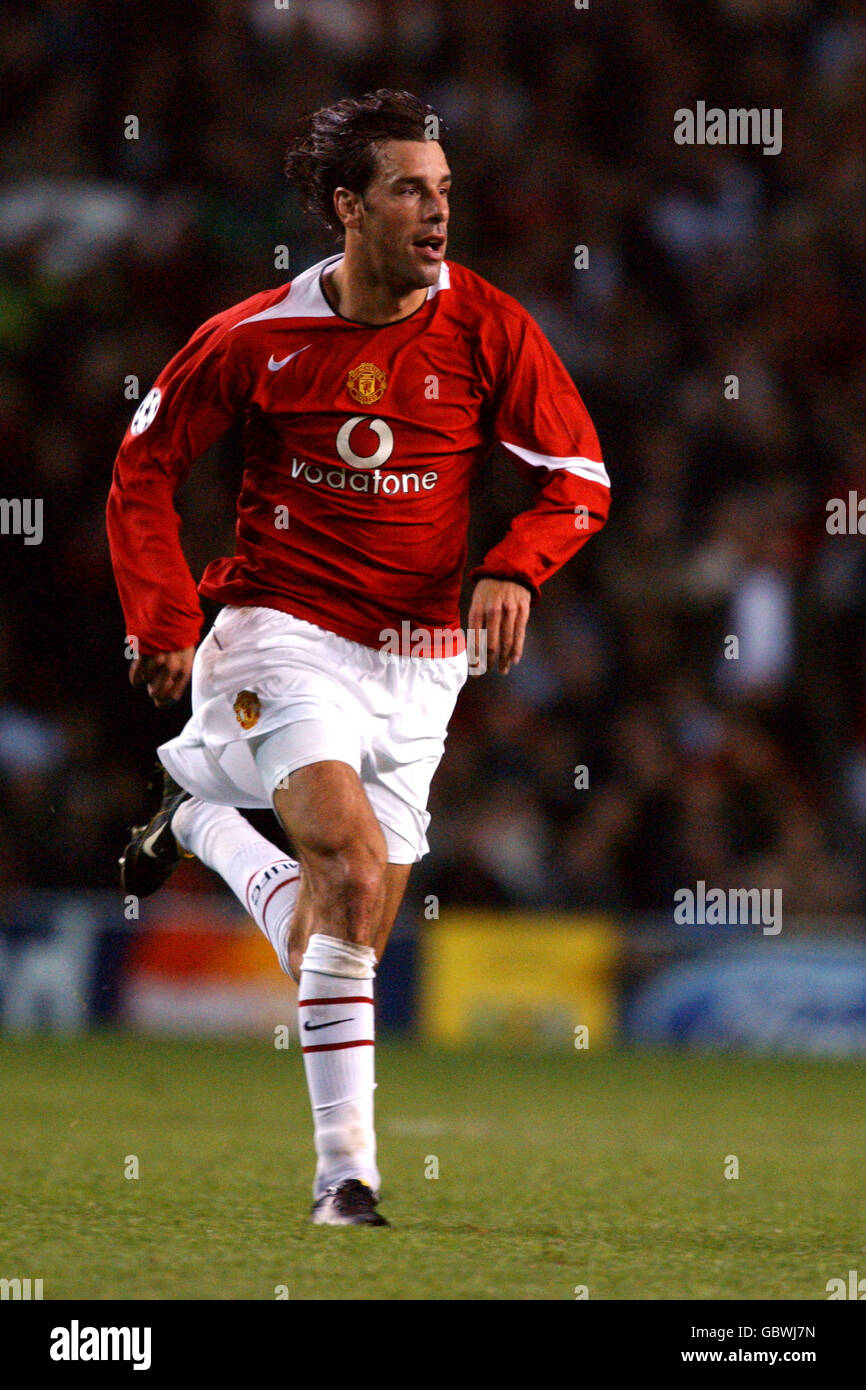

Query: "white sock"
<box><xmin>171</xmin><ymin>797</ymin><xmax>300</xmax><ymax>976</ymax></box>
<box><xmin>299</xmin><ymin>932</ymin><xmax>379</xmax><ymax>1200</ymax></box>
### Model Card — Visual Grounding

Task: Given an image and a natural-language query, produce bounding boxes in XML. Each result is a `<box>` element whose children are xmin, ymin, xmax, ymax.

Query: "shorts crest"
<box><xmin>233</xmin><ymin>689</ymin><xmax>261</xmax><ymax>730</ymax></box>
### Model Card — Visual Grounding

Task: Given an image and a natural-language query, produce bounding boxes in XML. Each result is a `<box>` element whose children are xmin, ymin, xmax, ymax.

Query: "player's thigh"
<box><xmin>273</xmin><ymin>758</ymin><xmax>387</xmax><ymax>866</ymax></box>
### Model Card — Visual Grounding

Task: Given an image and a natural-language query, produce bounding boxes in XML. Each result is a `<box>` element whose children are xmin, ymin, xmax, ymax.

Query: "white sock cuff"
<box><xmin>301</xmin><ymin>932</ymin><xmax>376</xmax><ymax>981</ymax></box>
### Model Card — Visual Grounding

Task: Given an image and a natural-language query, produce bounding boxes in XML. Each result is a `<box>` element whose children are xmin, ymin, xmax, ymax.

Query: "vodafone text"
<box><xmin>290</xmin><ymin>456</ymin><xmax>438</xmax><ymax>496</ymax></box>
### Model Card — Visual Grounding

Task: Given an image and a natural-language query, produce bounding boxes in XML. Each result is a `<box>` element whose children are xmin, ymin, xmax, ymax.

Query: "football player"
<box><xmin>107</xmin><ymin>90</ymin><xmax>610</xmax><ymax>1227</ymax></box>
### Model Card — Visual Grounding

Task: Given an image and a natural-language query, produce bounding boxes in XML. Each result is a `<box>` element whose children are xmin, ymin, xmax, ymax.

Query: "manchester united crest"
<box><xmin>233</xmin><ymin>689</ymin><xmax>261</xmax><ymax>730</ymax></box>
<box><xmin>347</xmin><ymin>362</ymin><xmax>387</xmax><ymax>405</ymax></box>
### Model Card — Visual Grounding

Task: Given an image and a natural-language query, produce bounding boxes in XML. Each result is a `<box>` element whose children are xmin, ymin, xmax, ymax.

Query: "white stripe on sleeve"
<box><xmin>500</xmin><ymin>440</ymin><xmax>610</xmax><ymax>489</ymax></box>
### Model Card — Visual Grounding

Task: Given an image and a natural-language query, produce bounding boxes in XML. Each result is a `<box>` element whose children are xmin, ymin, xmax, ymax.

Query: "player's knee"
<box><xmin>340</xmin><ymin>842</ymin><xmax>387</xmax><ymax>913</ymax></box>
<box><xmin>313</xmin><ymin>835</ymin><xmax>387</xmax><ymax>930</ymax></box>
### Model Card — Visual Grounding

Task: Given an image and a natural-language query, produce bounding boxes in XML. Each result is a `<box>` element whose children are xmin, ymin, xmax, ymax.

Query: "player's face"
<box><xmin>353</xmin><ymin>140</ymin><xmax>451</xmax><ymax>292</ymax></box>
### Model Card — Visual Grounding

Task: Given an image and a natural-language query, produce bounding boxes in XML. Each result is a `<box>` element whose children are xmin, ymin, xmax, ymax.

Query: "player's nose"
<box><xmin>422</xmin><ymin>193</ymin><xmax>448</xmax><ymax>224</ymax></box>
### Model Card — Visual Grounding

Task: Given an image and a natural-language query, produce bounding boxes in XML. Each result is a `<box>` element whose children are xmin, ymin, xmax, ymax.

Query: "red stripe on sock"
<box><xmin>261</xmin><ymin>875</ymin><xmax>300</xmax><ymax>923</ymax></box>
<box><xmin>244</xmin><ymin>859</ymin><xmax>297</xmax><ymax>914</ymax></box>
<box><xmin>301</xmin><ymin>1039</ymin><xmax>375</xmax><ymax>1054</ymax></box>
<box><xmin>298</xmin><ymin>996</ymin><xmax>374</xmax><ymax>1007</ymax></box>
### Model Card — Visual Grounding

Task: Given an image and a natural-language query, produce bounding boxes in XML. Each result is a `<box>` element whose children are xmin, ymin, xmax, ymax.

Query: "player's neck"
<box><xmin>324</xmin><ymin>254</ymin><xmax>427</xmax><ymax>326</ymax></box>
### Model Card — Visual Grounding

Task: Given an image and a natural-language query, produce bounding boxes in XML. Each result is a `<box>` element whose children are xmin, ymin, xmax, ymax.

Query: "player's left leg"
<box><xmin>289</xmin><ymin>858</ymin><xmax>410</xmax><ymax>1227</ymax></box>
<box><xmin>273</xmin><ymin>639</ymin><xmax>466</xmax><ymax>1226</ymax></box>
<box><xmin>261</xmin><ymin>756</ymin><xmax>412</xmax><ymax>1225</ymax></box>
<box><xmin>285</xmin><ymin>859</ymin><xmax>410</xmax><ymax>983</ymax></box>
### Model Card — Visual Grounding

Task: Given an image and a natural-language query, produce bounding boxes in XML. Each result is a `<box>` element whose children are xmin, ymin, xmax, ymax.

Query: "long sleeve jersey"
<box><xmin>106</xmin><ymin>254</ymin><xmax>610</xmax><ymax>655</ymax></box>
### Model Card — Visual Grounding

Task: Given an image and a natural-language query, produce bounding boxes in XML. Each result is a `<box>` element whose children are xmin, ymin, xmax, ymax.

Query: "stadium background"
<box><xmin>1</xmin><ymin>0</ymin><xmax>866</xmax><ymax>1054</ymax></box>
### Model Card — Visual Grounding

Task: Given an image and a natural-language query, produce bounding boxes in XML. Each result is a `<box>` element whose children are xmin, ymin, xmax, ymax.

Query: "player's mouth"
<box><xmin>412</xmin><ymin>234</ymin><xmax>446</xmax><ymax>263</ymax></box>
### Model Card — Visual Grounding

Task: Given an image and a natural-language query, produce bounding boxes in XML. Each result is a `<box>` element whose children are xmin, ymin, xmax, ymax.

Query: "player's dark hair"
<box><xmin>285</xmin><ymin>89</ymin><xmax>447</xmax><ymax>237</ymax></box>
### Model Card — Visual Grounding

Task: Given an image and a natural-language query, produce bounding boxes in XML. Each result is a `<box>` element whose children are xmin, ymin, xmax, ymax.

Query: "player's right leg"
<box><xmin>119</xmin><ymin>764</ymin><xmax>195</xmax><ymax>899</ymax></box>
<box><xmin>120</xmin><ymin>608</ymin><xmax>310</xmax><ymax>972</ymax></box>
<box><xmin>120</xmin><ymin>769</ymin><xmax>302</xmax><ymax>976</ymax></box>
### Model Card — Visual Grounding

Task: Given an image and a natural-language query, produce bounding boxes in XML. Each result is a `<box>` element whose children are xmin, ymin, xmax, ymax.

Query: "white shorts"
<box><xmin>158</xmin><ymin>606</ymin><xmax>468</xmax><ymax>863</ymax></box>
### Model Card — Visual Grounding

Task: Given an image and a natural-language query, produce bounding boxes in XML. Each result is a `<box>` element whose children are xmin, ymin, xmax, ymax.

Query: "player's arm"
<box><xmin>106</xmin><ymin>311</ymin><xmax>246</xmax><ymax>706</ymax></box>
<box><xmin>469</xmin><ymin>311</ymin><xmax>610</xmax><ymax>674</ymax></box>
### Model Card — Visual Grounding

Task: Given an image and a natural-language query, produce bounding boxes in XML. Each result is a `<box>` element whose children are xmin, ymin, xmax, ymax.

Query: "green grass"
<box><xmin>1</xmin><ymin>1033</ymin><xmax>864</xmax><ymax>1300</ymax></box>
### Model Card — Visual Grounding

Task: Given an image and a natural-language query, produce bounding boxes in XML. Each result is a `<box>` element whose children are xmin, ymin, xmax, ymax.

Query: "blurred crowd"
<box><xmin>1</xmin><ymin>0</ymin><xmax>865</xmax><ymax>921</ymax></box>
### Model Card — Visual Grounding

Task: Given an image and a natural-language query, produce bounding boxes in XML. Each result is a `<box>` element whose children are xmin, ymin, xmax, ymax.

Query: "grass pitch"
<box><xmin>1</xmin><ymin>1033</ymin><xmax>864</xmax><ymax>1300</ymax></box>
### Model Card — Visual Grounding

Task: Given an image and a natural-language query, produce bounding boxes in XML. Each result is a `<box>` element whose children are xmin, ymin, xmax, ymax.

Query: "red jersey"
<box><xmin>106</xmin><ymin>255</ymin><xmax>610</xmax><ymax>655</ymax></box>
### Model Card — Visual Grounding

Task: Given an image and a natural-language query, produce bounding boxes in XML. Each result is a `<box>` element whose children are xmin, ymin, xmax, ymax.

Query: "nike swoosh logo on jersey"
<box><xmin>268</xmin><ymin>344</ymin><xmax>312</xmax><ymax>372</ymax></box>
<box><xmin>302</xmin><ymin>1018</ymin><xmax>354</xmax><ymax>1032</ymax></box>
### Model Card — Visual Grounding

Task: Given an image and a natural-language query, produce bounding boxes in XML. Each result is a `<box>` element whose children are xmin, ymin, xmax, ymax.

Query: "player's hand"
<box><xmin>129</xmin><ymin>647</ymin><xmax>195</xmax><ymax>708</ymax></box>
<box><xmin>467</xmin><ymin>578</ymin><xmax>530</xmax><ymax>676</ymax></box>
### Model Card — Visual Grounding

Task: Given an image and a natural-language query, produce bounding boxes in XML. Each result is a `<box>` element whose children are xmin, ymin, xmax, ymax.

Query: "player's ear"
<box><xmin>333</xmin><ymin>186</ymin><xmax>363</xmax><ymax>232</ymax></box>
